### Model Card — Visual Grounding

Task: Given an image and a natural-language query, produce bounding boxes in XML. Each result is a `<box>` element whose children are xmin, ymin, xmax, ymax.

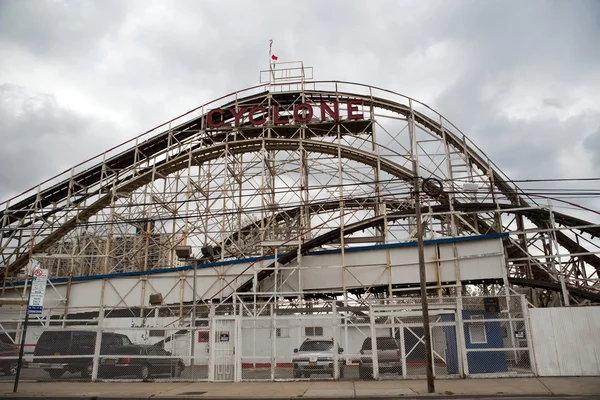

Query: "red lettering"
<box><xmin>320</xmin><ymin>101</ymin><xmax>340</xmax><ymax>121</ymax></box>
<box><xmin>272</xmin><ymin>105</ymin><xmax>289</xmax><ymax>125</ymax></box>
<box><xmin>294</xmin><ymin>103</ymin><xmax>313</xmax><ymax>123</ymax></box>
<box><xmin>228</xmin><ymin>107</ymin><xmax>248</xmax><ymax>127</ymax></box>
<box><xmin>346</xmin><ymin>99</ymin><xmax>364</xmax><ymax>120</ymax></box>
<box><xmin>249</xmin><ymin>107</ymin><xmax>266</xmax><ymax>125</ymax></box>
<box><xmin>207</xmin><ymin>109</ymin><xmax>225</xmax><ymax>128</ymax></box>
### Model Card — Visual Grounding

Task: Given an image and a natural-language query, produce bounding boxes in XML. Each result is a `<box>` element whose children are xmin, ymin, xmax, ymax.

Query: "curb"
<box><xmin>3</xmin><ymin>395</ymin><xmax>599</xmax><ymax>400</ymax></box>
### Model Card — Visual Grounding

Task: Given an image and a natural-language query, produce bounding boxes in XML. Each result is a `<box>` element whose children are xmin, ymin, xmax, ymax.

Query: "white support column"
<box><xmin>400</xmin><ymin>322</ymin><xmax>407</xmax><ymax>378</ymax></box>
<box><xmin>520</xmin><ymin>294</ymin><xmax>537</xmax><ymax>375</ymax></box>
<box><xmin>208</xmin><ymin>303</ymin><xmax>216</xmax><ymax>381</ymax></box>
<box><xmin>455</xmin><ymin>295</ymin><xmax>469</xmax><ymax>377</ymax></box>
<box><xmin>270</xmin><ymin>303</ymin><xmax>275</xmax><ymax>381</ymax></box>
<box><xmin>332</xmin><ymin>301</ymin><xmax>339</xmax><ymax>380</ymax></box>
<box><xmin>343</xmin><ymin>306</ymin><xmax>349</xmax><ymax>370</ymax></box>
<box><xmin>91</xmin><ymin>305</ymin><xmax>104</xmax><ymax>382</ymax></box>
<box><xmin>369</xmin><ymin>303</ymin><xmax>379</xmax><ymax>379</ymax></box>
<box><xmin>235</xmin><ymin>315</ymin><xmax>242</xmax><ymax>382</ymax></box>
<box><xmin>501</xmin><ymin>252</ymin><xmax>519</xmax><ymax>365</ymax></box>
<box><xmin>548</xmin><ymin>199</ymin><xmax>570</xmax><ymax>306</ymax></box>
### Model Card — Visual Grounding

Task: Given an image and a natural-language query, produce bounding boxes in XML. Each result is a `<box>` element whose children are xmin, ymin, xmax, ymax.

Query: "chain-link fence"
<box><xmin>460</xmin><ymin>295</ymin><xmax>533</xmax><ymax>377</ymax></box>
<box><xmin>0</xmin><ymin>295</ymin><xmax>534</xmax><ymax>382</ymax></box>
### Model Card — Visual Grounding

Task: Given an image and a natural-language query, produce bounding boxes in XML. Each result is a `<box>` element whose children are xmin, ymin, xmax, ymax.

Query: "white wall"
<box><xmin>0</xmin><ymin>237</ymin><xmax>506</xmax><ymax>311</ymax></box>
<box><xmin>530</xmin><ymin>306</ymin><xmax>600</xmax><ymax>376</ymax></box>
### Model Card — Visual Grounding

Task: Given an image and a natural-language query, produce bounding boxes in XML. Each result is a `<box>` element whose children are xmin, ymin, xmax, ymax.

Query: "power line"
<box><xmin>449</xmin><ymin>177</ymin><xmax>600</xmax><ymax>183</ymax></box>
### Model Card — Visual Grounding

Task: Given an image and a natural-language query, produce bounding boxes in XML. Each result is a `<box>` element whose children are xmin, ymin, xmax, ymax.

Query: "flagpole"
<box><xmin>269</xmin><ymin>39</ymin><xmax>275</xmax><ymax>82</ymax></box>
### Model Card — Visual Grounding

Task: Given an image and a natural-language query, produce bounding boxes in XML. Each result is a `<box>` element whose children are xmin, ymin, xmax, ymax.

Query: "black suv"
<box><xmin>30</xmin><ymin>330</ymin><xmax>132</xmax><ymax>379</ymax></box>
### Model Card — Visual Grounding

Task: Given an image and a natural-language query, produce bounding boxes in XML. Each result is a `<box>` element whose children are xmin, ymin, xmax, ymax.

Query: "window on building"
<box><xmin>304</xmin><ymin>326</ymin><xmax>323</xmax><ymax>337</ymax></box>
<box><xmin>149</xmin><ymin>329</ymin><xmax>165</xmax><ymax>337</ymax></box>
<box><xmin>270</xmin><ymin>327</ymin><xmax>290</xmax><ymax>338</ymax></box>
<box><xmin>469</xmin><ymin>315</ymin><xmax>487</xmax><ymax>344</ymax></box>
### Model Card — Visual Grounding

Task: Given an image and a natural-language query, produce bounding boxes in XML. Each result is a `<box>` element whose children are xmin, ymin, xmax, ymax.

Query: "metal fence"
<box><xmin>0</xmin><ymin>294</ymin><xmax>535</xmax><ymax>382</ymax></box>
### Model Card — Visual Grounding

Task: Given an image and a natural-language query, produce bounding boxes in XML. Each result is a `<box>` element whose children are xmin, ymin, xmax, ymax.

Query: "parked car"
<box><xmin>359</xmin><ymin>337</ymin><xmax>402</xmax><ymax>379</ymax></box>
<box><xmin>292</xmin><ymin>339</ymin><xmax>344</xmax><ymax>378</ymax></box>
<box><xmin>98</xmin><ymin>344</ymin><xmax>185</xmax><ymax>379</ymax></box>
<box><xmin>30</xmin><ymin>330</ymin><xmax>133</xmax><ymax>379</ymax></box>
<box><xmin>0</xmin><ymin>342</ymin><xmax>19</xmax><ymax>375</ymax></box>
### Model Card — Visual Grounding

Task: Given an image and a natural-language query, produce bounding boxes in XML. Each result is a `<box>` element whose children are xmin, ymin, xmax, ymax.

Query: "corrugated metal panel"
<box><xmin>530</xmin><ymin>308</ymin><xmax>560</xmax><ymax>375</ymax></box>
<box><xmin>585</xmin><ymin>307</ymin><xmax>600</xmax><ymax>375</ymax></box>
<box><xmin>530</xmin><ymin>306</ymin><xmax>600</xmax><ymax>376</ymax></box>
<box><xmin>553</xmin><ymin>308</ymin><xmax>583</xmax><ymax>375</ymax></box>
<box><xmin>573</xmin><ymin>308</ymin><xmax>598</xmax><ymax>375</ymax></box>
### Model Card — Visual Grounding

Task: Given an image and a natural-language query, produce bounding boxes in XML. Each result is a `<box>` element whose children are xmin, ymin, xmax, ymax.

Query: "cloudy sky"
<box><xmin>1</xmin><ymin>0</ymin><xmax>599</xmax><ymax>218</ymax></box>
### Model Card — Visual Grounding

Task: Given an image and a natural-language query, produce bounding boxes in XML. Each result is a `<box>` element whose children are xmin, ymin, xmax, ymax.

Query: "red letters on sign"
<box><xmin>321</xmin><ymin>101</ymin><xmax>340</xmax><ymax>121</ymax></box>
<box><xmin>207</xmin><ymin>109</ymin><xmax>225</xmax><ymax>128</ymax></box>
<box><xmin>205</xmin><ymin>100</ymin><xmax>365</xmax><ymax>127</ymax></box>
<box><xmin>248</xmin><ymin>107</ymin><xmax>266</xmax><ymax>125</ymax></box>
<box><xmin>294</xmin><ymin>103</ymin><xmax>313</xmax><ymax>123</ymax></box>
<box><xmin>272</xmin><ymin>105</ymin><xmax>289</xmax><ymax>125</ymax></box>
<box><xmin>347</xmin><ymin>99</ymin><xmax>363</xmax><ymax>120</ymax></box>
<box><xmin>228</xmin><ymin>107</ymin><xmax>248</xmax><ymax>127</ymax></box>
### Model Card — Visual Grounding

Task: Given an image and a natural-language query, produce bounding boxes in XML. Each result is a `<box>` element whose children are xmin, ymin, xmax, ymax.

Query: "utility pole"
<box><xmin>413</xmin><ymin>174</ymin><xmax>435</xmax><ymax>393</ymax></box>
<box><xmin>408</xmin><ymin>96</ymin><xmax>434</xmax><ymax>393</ymax></box>
<box><xmin>14</xmin><ymin>274</ymin><xmax>33</xmax><ymax>393</ymax></box>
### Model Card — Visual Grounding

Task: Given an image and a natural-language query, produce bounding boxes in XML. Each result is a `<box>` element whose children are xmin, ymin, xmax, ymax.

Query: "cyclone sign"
<box><xmin>27</xmin><ymin>268</ymin><xmax>48</xmax><ymax>315</ymax></box>
<box><xmin>206</xmin><ymin>99</ymin><xmax>365</xmax><ymax>128</ymax></box>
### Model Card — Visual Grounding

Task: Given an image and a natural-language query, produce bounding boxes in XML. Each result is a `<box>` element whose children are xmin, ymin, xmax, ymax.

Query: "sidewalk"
<box><xmin>1</xmin><ymin>377</ymin><xmax>600</xmax><ymax>399</ymax></box>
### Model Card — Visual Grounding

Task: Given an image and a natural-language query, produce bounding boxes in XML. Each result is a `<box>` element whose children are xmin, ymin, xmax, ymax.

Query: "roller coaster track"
<box><xmin>231</xmin><ymin>202</ymin><xmax>600</xmax><ymax>302</ymax></box>
<box><xmin>1</xmin><ymin>86</ymin><xmax>598</xmax><ymax>299</ymax></box>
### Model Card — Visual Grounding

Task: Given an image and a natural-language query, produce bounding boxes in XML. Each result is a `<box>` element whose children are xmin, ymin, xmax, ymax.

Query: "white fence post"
<box><xmin>91</xmin><ymin>305</ymin><xmax>104</xmax><ymax>382</ymax></box>
<box><xmin>208</xmin><ymin>303</ymin><xmax>216</xmax><ymax>381</ymax></box>
<box><xmin>456</xmin><ymin>295</ymin><xmax>469</xmax><ymax>377</ymax></box>
<box><xmin>270</xmin><ymin>303</ymin><xmax>275</xmax><ymax>381</ymax></box>
<box><xmin>332</xmin><ymin>301</ymin><xmax>339</xmax><ymax>380</ymax></box>
<box><xmin>521</xmin><ymin>294</ymin><xmax>537</xmax><ymax>375</ymax></box>
<box><xmin>369</xmin><ymin>302</ymin><xmax>379</xmax><ymax>379</ymax></box>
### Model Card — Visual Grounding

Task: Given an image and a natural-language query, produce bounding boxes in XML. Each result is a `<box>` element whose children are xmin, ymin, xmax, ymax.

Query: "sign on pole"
<box><xmin>27</xmin><ymin>268</ymin><xmax>48</xmax><ymax>315</ymax></box>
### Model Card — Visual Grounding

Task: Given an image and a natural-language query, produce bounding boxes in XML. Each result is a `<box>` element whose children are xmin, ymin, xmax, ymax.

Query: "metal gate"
<box><xmin>210</xmin><ymin>317</ymin><xmax>238</xmax><ymax>381</ymax></box>
<box><xmin>371</xmin><ymin>306</ymin><xmax>461</xmax><ymax>379</ymax></box>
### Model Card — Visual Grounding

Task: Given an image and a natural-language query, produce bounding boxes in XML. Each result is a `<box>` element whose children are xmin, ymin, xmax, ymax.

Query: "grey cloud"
<box><xmin>0</xmin><ymin>0</ymin><xmax>128</xmax><ymax>61</ymax></box>
<box><xmin>0</xmin><ymin>0</ymin><xmax>599</xmax><ymax>217</ymax></box>
<box><xmin>434</xmin><ymin>66</ymin><xmax>600</xmax><ymax>182</ymax></box>
<box><xmin>439</xmin><ymin>0</ymin><xmax>600</xmax><ymax>75</ymax></box>
<box><xmin>584</xmin><ymin>127</ymin><xmax>600</xmax><ymax>173</ymax></box>
<box><xmin>543</xmin><ymin>98</ymin><xmax>563</xmax><ymax>109</ymax></box>
<box><xmin>0</xmin><ymin>84</ymin><xmax>117</xmax><ymax>199</ymax></box>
